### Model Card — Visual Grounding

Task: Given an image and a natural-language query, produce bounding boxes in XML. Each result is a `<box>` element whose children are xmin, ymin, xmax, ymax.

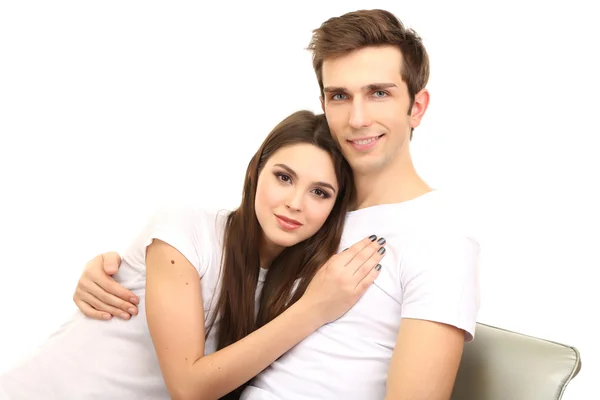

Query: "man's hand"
<box><xmin>72</xmin><ymin>252</ymin><xmax>139</xmax><ymax>320</ymax></box>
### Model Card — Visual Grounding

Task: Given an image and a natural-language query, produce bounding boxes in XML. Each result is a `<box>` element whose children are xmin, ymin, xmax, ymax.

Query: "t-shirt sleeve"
<box><xmin>139</xmin><ymin>204</ymin><xmax>211</xmax><ymax>278</ymax></box>
<box><xmin>399</xmin><ymin>233</ymin><xmax>480</xmax><ymax>342</ymax></box>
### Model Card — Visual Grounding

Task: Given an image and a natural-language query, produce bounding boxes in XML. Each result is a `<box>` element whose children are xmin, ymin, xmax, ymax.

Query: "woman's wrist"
<box><xmin>290</xmin><ymin>297</ymin><xmax>328</xmax><ymax>331</ymax></box>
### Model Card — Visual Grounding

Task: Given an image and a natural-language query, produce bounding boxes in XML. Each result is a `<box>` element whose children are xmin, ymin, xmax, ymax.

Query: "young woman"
<box><xmin>0</xmin><ymin>110</ymin><xmax>386</xmax><ymax>400</ymax></box>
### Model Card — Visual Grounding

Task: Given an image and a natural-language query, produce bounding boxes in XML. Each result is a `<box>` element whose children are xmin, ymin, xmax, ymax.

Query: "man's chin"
<box><xmin>347</xmin><ymin>155</ymin><xmax>385</xmax><ymax>173</ymax></box>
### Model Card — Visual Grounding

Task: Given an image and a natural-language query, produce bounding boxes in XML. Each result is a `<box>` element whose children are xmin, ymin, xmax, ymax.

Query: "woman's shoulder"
<box><xmin>151</xmin><ymin>201</ymin><xmax>232</xmax><ymax>232</ymax></box>
<box><xmin>142</xmin><ymin>202</ymin><xmax>234</xmax><ymax>276</ymax></box>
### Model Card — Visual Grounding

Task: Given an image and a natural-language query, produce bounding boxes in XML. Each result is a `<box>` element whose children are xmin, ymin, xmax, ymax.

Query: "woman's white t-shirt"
<box><xmin>0</xmin><ymin>205</ymin><xmax>267</xmax><ymax>400</ymax></box>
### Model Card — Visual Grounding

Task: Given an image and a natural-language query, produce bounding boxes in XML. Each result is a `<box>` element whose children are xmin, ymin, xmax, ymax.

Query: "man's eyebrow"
<box><xmin>323</xmin><ymin>86</ymin><xmax>346</xmax><ymax>93</ymax></box>
<box><xmin>365</xmin><ymin>83</ymin><xmax>397</xmax><ymax>91</ymax></box>
<box><xmin>273</xmin><ymin>163</ymin><xmax>336</xmax><ymax>193</ymax></box>
<box><xmin>323</xmin><ymin>82</ymin><xmax>398</xmax><ymax>93</ymax></box>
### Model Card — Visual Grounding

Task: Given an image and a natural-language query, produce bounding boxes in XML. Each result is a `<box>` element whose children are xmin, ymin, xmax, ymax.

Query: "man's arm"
<box><xmin>385</xmin><ymin>319</ymin><xmax>465</xmax><ymax>400</ymax></box>
<box><xmin>386</xmin><ymin>232</ymin><xmax>480</xmax><ymax>399</ymax></box>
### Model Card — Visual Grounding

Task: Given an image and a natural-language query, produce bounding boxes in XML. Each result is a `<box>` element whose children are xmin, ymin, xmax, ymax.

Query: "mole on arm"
<box><xmin>171</xmin><ymin>260</ymin><xmax>175</xmax><ymax>264</ymax></box>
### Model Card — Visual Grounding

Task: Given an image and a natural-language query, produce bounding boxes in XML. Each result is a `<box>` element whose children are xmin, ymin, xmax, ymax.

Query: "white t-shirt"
<box><xmin>0</xmin><ymin>205</ymin><xmax>268</xmax><ymax>400</ymax></box>
<box><xmin>241</xmin><ymin>190</ymin><xmax>480</xmax><ymax>400</ymax></box>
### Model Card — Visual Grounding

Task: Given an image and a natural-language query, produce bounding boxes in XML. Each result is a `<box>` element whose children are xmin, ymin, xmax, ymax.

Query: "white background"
<box><xmin>0</xmin><ymin>1</ymin><xmax>598</xmax><ymax>398</ymax></box>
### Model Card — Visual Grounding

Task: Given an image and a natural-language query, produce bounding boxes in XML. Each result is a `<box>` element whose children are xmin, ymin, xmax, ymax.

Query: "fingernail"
<box><xmin>369</xmin><ymin>235</ymin><xmax>377</xmax><ymax>241</ymax></box>
<box><xmin>130</xmin><ymin>297</ymin><xmax>138</xmax><ymax>304</ymax></box>
<box><xmin>128</xmin><ymin>308</ymin><xmax>136</xmax><ymax>315</ymax></box>
<box><xmin>120</xmin><ymin>313</ymin><xmax>130</xmax><ymax>319</ymax></box>
<box><xmin>342</xmin><ymin>248</ymin><xmax>348</xmax><ymax>252</ymax></box>
<box><xmin>378</xmin><ymin>247</ymin><xmax>386</xmax><ymax>255</ymax></box>
<box><xmin>102</xmin><ymin>314</ymin><xmax>111</xmax><ymax>320</ymax></box>
<box><xmin>375</xmin><ymin>264</ymin><xmax>382</xmax><ymax>271</ymax></box>
<box><xmin>377</xmin><ymin>237</ymin><xmax>386</xmax><ymax>245</ymax></box>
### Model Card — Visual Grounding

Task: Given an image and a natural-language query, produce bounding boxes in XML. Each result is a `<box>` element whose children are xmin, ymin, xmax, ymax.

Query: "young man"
<box><xmin>72</xmin><ymin>9</ymin><xmax>479</xmax><ymax>399</ymax></box>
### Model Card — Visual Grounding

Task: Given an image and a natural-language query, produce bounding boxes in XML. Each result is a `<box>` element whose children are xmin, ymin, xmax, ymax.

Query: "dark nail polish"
<box><xmin>377</xmin><ymin>237</ymin><xmax>386</xmax><ymax>245</ymax></box>
<box><xmin>378</xmin><ymin>247</ymin><xmax>386</xmax><ymax>255</ymax></box>
<box><xmin>369</xmin><ymin>235</ymin><xmax>377</xmax><ymax>242</ymax></box>
<box><xmin>375</xmin><ymin>264</ymin><xmax>382</xmax><ymax>271</ymax></box>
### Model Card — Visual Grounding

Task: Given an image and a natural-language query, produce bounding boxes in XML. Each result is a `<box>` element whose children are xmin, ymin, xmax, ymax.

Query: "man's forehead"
<box><xmin>321</xmin><ymin>46</ymin><xmax>404</xmax><ymax>90</ymax></box>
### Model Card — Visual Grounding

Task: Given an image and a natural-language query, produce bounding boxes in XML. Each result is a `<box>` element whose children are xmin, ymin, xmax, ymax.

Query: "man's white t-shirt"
<box><xmin>0</xmin><ymin>205</ymin><xmax>268</xmax><ymax>400</ymax></box>
<box><xmin>241</xmin><ymin>190</ymin><xmax>480</xmax><ymax>400</ymax></box>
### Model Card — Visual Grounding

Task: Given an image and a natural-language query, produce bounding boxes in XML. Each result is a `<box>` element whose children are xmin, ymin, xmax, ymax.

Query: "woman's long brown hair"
<box><xmin>206</xmin><ymin>110</ymin><xmax>353</xmax><ymax>398</ymax></box>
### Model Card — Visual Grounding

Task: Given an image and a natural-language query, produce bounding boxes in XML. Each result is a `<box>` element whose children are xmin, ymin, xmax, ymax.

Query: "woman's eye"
<box><xmin>312</xmin><ymin>188</ymin><xmax>330</xmax><ymax>198</ymax></box>
<box><xmin>276</xmin><ymin>173</ymin><xmax>292</xmax><ymax>183</ymax></box>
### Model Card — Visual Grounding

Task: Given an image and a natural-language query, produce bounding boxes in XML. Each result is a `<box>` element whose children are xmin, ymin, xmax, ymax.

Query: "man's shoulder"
<box><xmin>343</xmin><ymin>189</ymin><xmax>479</xmax><ymax>239</ymax></box>
<box><xmin>406</xmin><ymin>190</ymin><xmax>480</xmax><ymax>254</ymax></box>
<box><xmin>398</xmin><ymin>191</ymin><xmax>481</xmax><ymax>275</ymax></box>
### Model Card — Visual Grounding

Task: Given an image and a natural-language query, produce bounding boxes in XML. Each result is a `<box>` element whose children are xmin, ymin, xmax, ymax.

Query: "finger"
<box><xmin>83</xmin><ymin>252</ymin><xmax>138</xmax><ymax>305</ymax></box>
<box><xmin>73</xmin><ymin>297</ymin><xmax>112</xmax><ymax>320</ymax></box>
<box><xmin>352</xmin><ymin>243</ymin><xmax>385</xmax><ymax>280</ymax></box>
<box><xmin>89</xmin><ymin>266</ymin><xmax>139</xmax><ymax>307</ymax></box>
<box><xmin>78</xmin><ymin>288</ymin><xmax>132</xmax><ymax>320</ymax></box>
<box><xmin>101</xmin><ymin>252</ymin><xmax>122</xmax><ymax>276</ymax></box>
<box><xmin>88</xmin><ymin>279</ymin><xmax>138</xmax><ymax>316</ymax></box>
<box><xmin>333</xmin><ymin>235</ymin><xmax>379</xmax><ymax>267</ymax></box>
<box><xmin>100</xmin><ymin>252</ymin><xmax>138</xmax><ymax>305</ymax></box>
<box><xmin>355</xmin><ymin>263</ymin><xmax>383</xmax><ymax>293</ymax></box>
<box><xmin>349</xmin><ymin>237</ymin><xmax>387</xmax><ymax>275</ymax></box>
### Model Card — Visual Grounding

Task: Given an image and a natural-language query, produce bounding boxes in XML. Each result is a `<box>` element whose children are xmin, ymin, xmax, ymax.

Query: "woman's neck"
<box><xmin>259</xmin><ymin>233</ymin><xmax>283</xmax><ymax>269</ymax></box>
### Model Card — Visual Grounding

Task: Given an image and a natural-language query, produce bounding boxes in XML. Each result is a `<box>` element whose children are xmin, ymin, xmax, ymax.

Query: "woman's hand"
<box><xmin>300</xmin><ymin>234</ymin><xmax>386</xmax><ymax>324</ymax></box>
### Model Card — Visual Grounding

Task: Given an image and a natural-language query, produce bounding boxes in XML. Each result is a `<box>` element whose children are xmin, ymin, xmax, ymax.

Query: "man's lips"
<box><xmin>347</xmin><ymin>134</ymin><xmax>384</xmax><ymax>150</ymax></box>
<box><xmin>347</xmin><ymin>134</ymin><xmax>384</xmax><ymax>145</ymax></box>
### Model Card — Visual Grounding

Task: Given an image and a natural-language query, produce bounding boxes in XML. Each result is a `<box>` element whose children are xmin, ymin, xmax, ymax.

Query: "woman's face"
<box><xmin>255</xmin><ymin>143</ymin><xmax>339</xmax><ymax>256</ymax></box>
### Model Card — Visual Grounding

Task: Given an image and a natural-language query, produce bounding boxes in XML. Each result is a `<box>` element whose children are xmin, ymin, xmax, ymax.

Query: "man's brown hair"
<box><xmin>308</xmin><ymin>9</ymin><xmax>430</xmax><ymax>113</ymax></box>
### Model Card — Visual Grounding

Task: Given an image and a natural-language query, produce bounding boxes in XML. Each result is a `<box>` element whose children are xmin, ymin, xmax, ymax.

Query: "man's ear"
<box><xmin>410</xmin><ymin>88</ymin><xmax>430</xmax><ymax>129</ymax></box>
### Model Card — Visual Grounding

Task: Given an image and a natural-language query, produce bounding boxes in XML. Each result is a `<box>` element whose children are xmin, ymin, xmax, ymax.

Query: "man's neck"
<box><xmin>351</xmin><ymin>154</ymin><xmax>432</xmax><ymax>211</ymax></box>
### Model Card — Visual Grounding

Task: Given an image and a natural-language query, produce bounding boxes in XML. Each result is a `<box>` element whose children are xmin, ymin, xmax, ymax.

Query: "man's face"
<box><xmin>320</xmin><ymin>45</ymin><xmax>427</xmax><ymax>176</ymax></box>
